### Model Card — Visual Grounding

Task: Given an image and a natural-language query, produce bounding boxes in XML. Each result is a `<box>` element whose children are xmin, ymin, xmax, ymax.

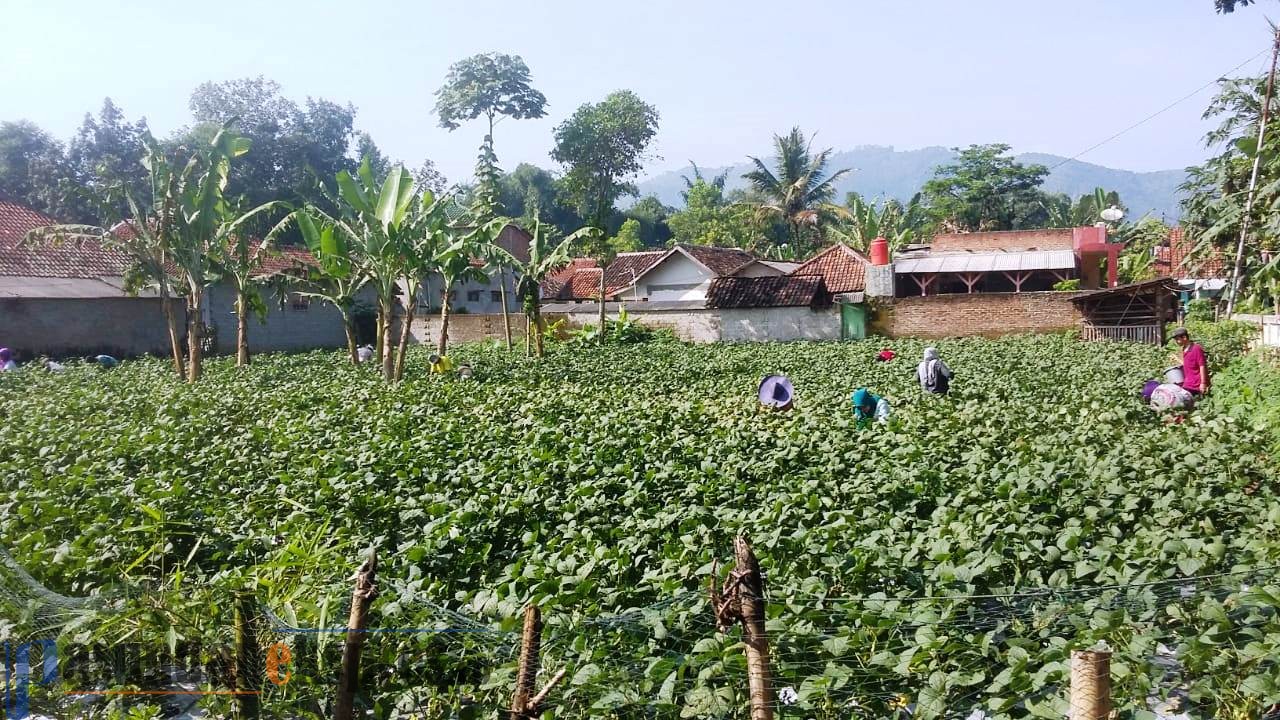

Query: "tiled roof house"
<box><xmin>788</xmin><ymin>243</ymin><xmax>871</xmax><ymax>294</ymax></box>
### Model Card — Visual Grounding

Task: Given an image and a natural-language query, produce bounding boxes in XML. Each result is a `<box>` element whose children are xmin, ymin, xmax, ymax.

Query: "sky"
<box><xmin>1</xmin><ymin>0</ymin><xmax>1275</xmax><ymax>186</ymax></box>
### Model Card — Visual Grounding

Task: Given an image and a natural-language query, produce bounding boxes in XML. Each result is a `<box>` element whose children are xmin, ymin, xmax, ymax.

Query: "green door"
<box><xmin>841</xmin><ymin>303</ymin><xmax>866</xmax><ymax>340</ymax></box>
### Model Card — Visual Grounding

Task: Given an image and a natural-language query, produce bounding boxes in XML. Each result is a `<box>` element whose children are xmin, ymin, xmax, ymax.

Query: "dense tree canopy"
<box><xmin>0</xmin><ymin>120</ymin><xmax>80</xmax><ymax>220</ymax></box>
<box><xmin>434</xmin><ymin>53</ymin><xmax>548</xmax><ymax>134</ymax></box>
<box><xmin>921</xmin><ymin>143</ymin><xmax>1051</xmax><ymax>232</ymax></box>
<box><xmin>552</xmin><ymin>90</ymin><xmax>660</xmax><ymax>231</ymax></box>
<box><xmin>1181</xmin><ymin>74</ymin><xmax>1280</xmax><ymax>310</ymax></box>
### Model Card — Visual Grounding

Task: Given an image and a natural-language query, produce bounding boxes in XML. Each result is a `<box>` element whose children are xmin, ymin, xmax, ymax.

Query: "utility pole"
<box><xmin>1226</xmin><ymin>23</ymin><xmax>1280</xmax><ymax>316</ymax></box>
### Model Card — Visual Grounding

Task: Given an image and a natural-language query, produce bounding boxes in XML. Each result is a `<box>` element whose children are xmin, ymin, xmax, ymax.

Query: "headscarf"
<box><xmin>0</xmin><ymin>347</ymin><xmax>11</xmax><ymax>364</ymax></box>
<box><xmin>852</xmin><ymin>388</ymin><xmax>873</xmax><ymax>410</ymax></box>
<box><xmin>919</xmin><ymin>347</ymin><xmax>941</xmax><ymax>388</ymax></box>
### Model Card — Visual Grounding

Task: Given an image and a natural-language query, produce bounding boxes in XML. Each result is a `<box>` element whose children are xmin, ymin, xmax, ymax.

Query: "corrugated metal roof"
<box><xmin>0</xmin><ymin>275</ymin><xmax>161</xmax><ymax>299</ymax></box>
<box><xmin>895</xmin><ymin>250</ymin><xmax>1076</xmax><ymax>274</ymax></box>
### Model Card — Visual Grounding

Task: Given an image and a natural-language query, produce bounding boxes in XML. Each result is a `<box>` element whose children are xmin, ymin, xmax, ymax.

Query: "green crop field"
<box><xmin>1</xmin><ymin>336</ymin><xmax>1278</xmax><ymax>719</ymax></box>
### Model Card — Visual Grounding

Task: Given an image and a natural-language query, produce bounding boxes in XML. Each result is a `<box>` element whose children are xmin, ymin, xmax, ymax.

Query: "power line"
<box><xmin>1049</xmin><ymin>48</ymin><xmax>1272</xmax><ymax>171</ymax></box>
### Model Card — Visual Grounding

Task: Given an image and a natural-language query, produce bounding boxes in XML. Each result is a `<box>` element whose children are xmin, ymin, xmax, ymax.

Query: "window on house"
<box><xmin>467</xmin><ymin>290</ymin><xmax>481</xmax><ymax>302</ymax></box>
<box><xmin>490</xmin><ymin>291</ymin><xmax>502</xmax><ymax>302</ymax></box>
<box><xmin>289</xmin><ymin>293</ymin><xmax>310</xmax><ymax>311</ymax></box>
<box><xmin>647</xmin><ymin>282</ymin><xmax>702</xmax><ymax>294</ymax></box>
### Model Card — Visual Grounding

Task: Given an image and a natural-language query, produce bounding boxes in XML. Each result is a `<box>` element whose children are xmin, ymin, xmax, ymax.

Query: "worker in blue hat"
<box><xmin>852</xmin><ymin>388</ymin><xmax>892</xmax><ymax>424</ymax></box>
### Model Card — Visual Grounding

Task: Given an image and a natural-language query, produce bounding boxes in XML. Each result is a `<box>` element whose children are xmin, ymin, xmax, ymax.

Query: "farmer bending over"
<box><xmin>0</xmin><ymin>348</ymin><xmax>16</xmax><ymax>372</ymax></box>
<box><xmin>1171</xmin><ymin>327</ymin><xmax>1209</xmax><ymax>396</ymax></box>
<box><xmin>429</xmin><ymin>353</ymin><xmax>454</xmax><ymax>375</ymax></box>
<box><xmin>852</xmin><ymin>388</ymin><xmax>892</xmax><ymax>424</ymax></box>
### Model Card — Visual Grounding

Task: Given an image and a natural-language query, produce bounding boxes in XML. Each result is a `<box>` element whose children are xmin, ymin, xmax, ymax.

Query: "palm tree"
<box><xmin>302</xmin><ymin>159</ymin><xmax>419</xmax><ymax>380</ymax></box>
<box><xmin>394</xmin><ymin>190</ymin><xmax>453</xmax><ymax>381</ymax></box>
<box><xmin>28</xmin><ymin>181</ymin><xmax>187</xmax><ymax>379</ymax></box>
<box><xmin>742</xmin><ymin>127</ymin><xmax>852</xmax><ymax>249</ymax></box>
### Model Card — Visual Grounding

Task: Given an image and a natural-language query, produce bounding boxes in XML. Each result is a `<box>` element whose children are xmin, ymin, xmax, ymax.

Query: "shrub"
<box><xmin>1171</xmin><ymin>320</ymin><xmax>1259</xmax><ymax>370</ymax></box>
<box><xmin>1052</xmin><ymin>279</ymin><xmax>1080</xmax><ymax>291</ymax></box>
<box><xmin>1206</xmin><ymin>349</ymin><xmax>1280</xmax><ymax>452</ymax></box>
<box><xmin>1185</xmin><ymin>298</ymin><xmax>1214</xmax><ymax>322</ymax></box>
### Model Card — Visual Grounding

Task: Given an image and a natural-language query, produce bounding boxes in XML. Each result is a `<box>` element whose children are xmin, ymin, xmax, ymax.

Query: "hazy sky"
<box><xmin>1</xmin><ymin>0</ymin><xmax>1275</xmax><ymax>185</ymax></box>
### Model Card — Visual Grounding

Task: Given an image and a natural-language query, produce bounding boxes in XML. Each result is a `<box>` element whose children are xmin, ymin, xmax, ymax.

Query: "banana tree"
<box><xmin>26</xmin><ymin>190</ymin><xmax>187</xmax><ymax>380</ymax></box>
<box><xmin>305</xmin><ymin>159</ymin><xmax>417</xmax><ymax>380</ymax></box>
<box><xmin>211</xmin><ymin>202</ymin><xmax>291</xmax><ymax>367</ymax></box>
<box><xmin>394</xmin><ymin>190</ymin><xmax>454</xmax><ymax>381</ymax></box>
<box><xmin>165</xmin><ymin>126</ymin><xmax>284</xmax><ymax>381</ymax></box>
<box><xmin>496</xmin><ymin>221</ymin><xmax>598</xmax><ymax>357</ymax></box>
<box><xmin>434</xmin><ymin>230</ymin><xmax>490</xmax><ymax>357</ymax></box>
<box><xmin>295</xmin><ymin>212</ymin><xmax>369</xmax><ymax>364</ymax></box>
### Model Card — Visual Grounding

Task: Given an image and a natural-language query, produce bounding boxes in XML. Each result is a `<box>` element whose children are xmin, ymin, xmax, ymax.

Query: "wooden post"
<box><xmin>508</xmin><ymin>605</ymin><xmax>566</xmax><ymax>720</ymax></box>
<box><xmin>335</xmin><ymin>549</ymin><xmax>378</xmax><ymax>720</ymax></box>
<box><xmin>233</xmin><ymin>592</ymin><xmax>261</xmax><ymax>719</ymax></box>
<box><xmin>510</xmin><ymin>606</ymin><xmax>542</xmax><ymax>719</ymax></box>
<box><xmin>735</xmin><ymin>538</ymin><xmax>774</xmax><ymax>720</ymax></box>
<box><xmin>1069</xmin><ymin>649</ymin><xmax>1111</xmax><ymax>720</ymax></box>
<box><xmin>711</xmin><ymin>538</ymin><xmax>774</xmax><ymax>720</ymax></box>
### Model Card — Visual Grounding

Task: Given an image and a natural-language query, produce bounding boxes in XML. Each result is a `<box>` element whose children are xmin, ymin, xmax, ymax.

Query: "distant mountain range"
<box><xmin>635</xmin><ymin>145</ymin><xmax>1188</xmax><ymax>221</ymax></box>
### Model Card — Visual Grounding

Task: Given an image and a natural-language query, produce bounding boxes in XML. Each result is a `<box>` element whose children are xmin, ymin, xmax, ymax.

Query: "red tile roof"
<box><xmin>789</xmin><ymin>244</ymin><xmax>870</xmax><ymax>293</ymax></box>
<box><xmin>0</xmin><ymin>199</ymin><xmax>134</xmax><ymax>278</ymax></box>
<box><xmin>706</xmin><ymin>274</ymin><xmax>830</xmax><ymax>309</ymax></box>
<box><xmin>1154</xmin><ymin>227</ymin><xmax>1229</xmax><ymax>279</ymax></box>
<box><xmin>0</xmin><ymin>200</ymin><xmax>322</xmax><ymax>283</ymax></box>
<box><xmin>541</xmin><ymin>251</ymin><xmax>667</xmax><ymax>301</ymax></box>
<box><xmin>251</xmin><ymin>242</ymin><xmax>318</xmax><ymax>277</ymax></box>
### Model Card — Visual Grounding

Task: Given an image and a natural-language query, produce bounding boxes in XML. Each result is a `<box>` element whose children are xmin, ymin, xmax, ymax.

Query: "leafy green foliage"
<box><xmin>1175</xmin><ymin>320</ymin><xmax>1260</xmax><ymax>370</ymax></box>
<box><xmin>1180</xmin><ymin>74</ymin><xmax>1280</xmax><ymax>309</ymax></box>
<box><xmin>1206</xmin><ymin>349</ymin><xmax>1280</xmax><ymax>451</ymax></box>
<box><xmin>921</xmin><ymin>144</ymin><xmax>1051</xmax><ymax>232</ymax></box>
<box><xmin>1</xmin><ymin>337</ymin><xmax>1278</xmax><ymax>717</ymax></box>
<box><xmin>552</xmin><ymin>90</ymin><xmax>660</xmax><ymax>231</ymax></box>
<box><xmin>434</xmin><ymin>53</ymin><xmax>548</xmax><ymax>132</ymax></box>
<box><xmin>742</xmin><ymin>127</ymin><xmax>851</xmax><ymax>254</ymax></box>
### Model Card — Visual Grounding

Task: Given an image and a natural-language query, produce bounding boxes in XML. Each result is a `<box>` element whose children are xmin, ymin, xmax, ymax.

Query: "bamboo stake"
<box><xmin>334</xmin><ymin>549</ymin><xmax>378</xmax><ymax>720</ymax></box>
<box><xmin>1069</xmin><ymin>649</ymin><xmax>1111</xmax><ymax>720</ymax></box>
<box><xmin>1227</xmin><ymin>24</ymin><xmax>1280</xmax><ymax>316</ymax></box>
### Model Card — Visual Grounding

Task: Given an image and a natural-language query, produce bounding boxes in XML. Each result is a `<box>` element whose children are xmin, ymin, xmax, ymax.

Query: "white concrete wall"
<box><xmin>557</xmin><ymin>307</ymin><xmax>721</xmax><ymax>343</ymax></box>
<box><xmin>552</xmin><ymin>305</ymin><xmax>840</xmax><ymax>343</ymax></box>
<box><xmin>421</xmin><ymin>269</ymin><xmax>520</xmax><ymax>315</ymax></box>
<box><xmin>638</xmin><ymin>254</ymin><xmax>712</xmax><ymax>301</ymax></box>
<box><xmin>0</xmin><ymin>296</ymin><xmax>176</xmax><ymax>358</ymax></box>
<box><xmin>1264</xmin><ymin>319</ymin><xmax>1280</xmax><ymax>348</ymax></box>
<box><xmin>720</xmin><ymin>306</ymin><xmax>841</xmax><ymax>342</ymax></box>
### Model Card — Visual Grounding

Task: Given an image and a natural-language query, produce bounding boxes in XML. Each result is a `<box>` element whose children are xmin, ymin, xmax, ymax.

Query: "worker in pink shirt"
<box><xmin>1172</xmin><ymin>327</ymin><xmax>1210</xmax><ymax>396</ymax></box>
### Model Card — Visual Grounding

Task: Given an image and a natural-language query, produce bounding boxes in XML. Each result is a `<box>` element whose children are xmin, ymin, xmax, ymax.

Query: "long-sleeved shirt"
<box><xmin>1182</xmin><ymin>342</ymin><xmax>1208</xmax><ymax>393</ymax></box>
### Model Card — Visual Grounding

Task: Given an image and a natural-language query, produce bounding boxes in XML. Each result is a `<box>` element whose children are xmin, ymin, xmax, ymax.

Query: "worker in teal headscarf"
<box><xmin>852</xmin><ymin>388</ymin><xmax>892</xmax><ymax>424</ymax></box>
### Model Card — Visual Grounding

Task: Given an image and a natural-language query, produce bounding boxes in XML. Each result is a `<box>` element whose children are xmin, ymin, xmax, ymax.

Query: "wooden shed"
<box><xmin>1071</xmin><ymin>278</ymin><xmax>1180</xmax><ymax>345</ymax></box>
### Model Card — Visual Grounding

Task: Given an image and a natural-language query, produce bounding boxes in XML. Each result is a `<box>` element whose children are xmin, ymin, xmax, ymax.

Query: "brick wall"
<box><xmin>930</xmin><ymin>229</ymin><xmax>1075</xmax><ymax>252</ymax></box>
<box><xmin>872</xmin><ymin>292</ymin><xmax>1084</xmax><ymax>339</ymax></box>
<box><xmin>408</xmin><ymin>312</ymin><xmax>558</xmax><ymax>346</ymax></box>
